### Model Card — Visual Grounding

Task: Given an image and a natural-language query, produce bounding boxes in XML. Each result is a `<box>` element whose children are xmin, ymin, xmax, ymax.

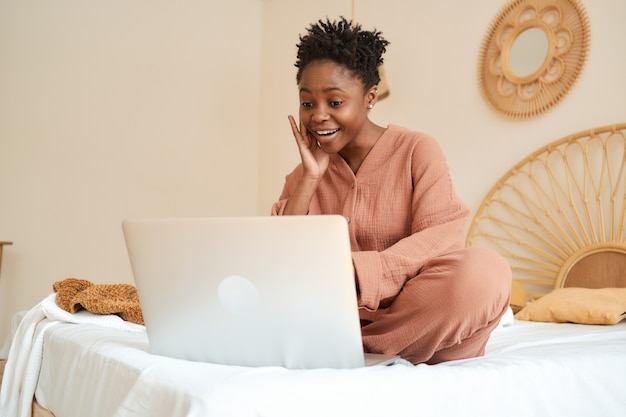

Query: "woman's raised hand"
<box><xmin>288</xmin><ymin>115</ymin><xmax>330</xmax><ymax>181</ymax></box>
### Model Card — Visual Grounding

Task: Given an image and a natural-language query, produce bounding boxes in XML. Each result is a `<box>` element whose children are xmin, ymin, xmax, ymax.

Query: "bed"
<box><xmin>1</xmin><ymin>123</ymin><xmax>626</xmax><ymax>417</ymax></box>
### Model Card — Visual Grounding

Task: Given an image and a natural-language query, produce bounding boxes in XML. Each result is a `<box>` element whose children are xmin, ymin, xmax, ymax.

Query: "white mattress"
<box><xmin>35</xmin><ymin>319</ymin><xmax>626</xmax><ymax>417</ymax></box>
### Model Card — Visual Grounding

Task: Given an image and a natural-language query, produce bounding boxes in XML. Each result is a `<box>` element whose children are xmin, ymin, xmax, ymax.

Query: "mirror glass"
<box><xmin>510</xmin><ymin>27</ymin><xmax>549</xmax><ymax>77</ymax></box>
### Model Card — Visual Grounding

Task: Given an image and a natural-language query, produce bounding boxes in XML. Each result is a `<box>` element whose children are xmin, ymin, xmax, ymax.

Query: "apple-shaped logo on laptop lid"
<box><xmin>218</xmin><ymin>275</ymin><xmax>260</xmax><ymax>316</ymax></box>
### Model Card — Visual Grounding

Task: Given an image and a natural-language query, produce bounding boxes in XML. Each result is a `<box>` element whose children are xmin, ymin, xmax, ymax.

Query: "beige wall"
<box><xmin>0</xmin><ymin>0</ymin><xmax>262</xmax><ymax>344</ymax></box>
<box><xmin>1</xmin><ymin>0</ymin><xmax>625</xmax><ymax>346</ymax></box>
<box><xmin>259</xmin><ymin>0</ymin><xmax>626</xmax><ymax>214</ymax></box>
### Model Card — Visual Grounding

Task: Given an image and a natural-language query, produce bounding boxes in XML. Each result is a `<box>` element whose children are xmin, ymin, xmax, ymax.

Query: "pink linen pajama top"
<box><xmin>271</xmin><ymin>124</ymin><xmax>470</xmax><ymax>312</ymax></box>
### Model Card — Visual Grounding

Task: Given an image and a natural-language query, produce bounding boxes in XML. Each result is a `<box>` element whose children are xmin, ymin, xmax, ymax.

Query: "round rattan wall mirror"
<box><xmin>478</xmin><ymin>0</ymin><xmax>590</xmax><ymax>119</ymax></box>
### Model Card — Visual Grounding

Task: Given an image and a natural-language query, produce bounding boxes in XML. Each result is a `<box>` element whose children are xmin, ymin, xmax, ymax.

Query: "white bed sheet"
<box><xmin>35</xmin><ymin>319</ymin><xmax>626</xmax><ymax>417</ymax></box>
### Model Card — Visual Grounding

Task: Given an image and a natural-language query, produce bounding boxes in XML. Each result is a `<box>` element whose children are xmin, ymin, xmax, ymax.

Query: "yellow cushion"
<box><xmin>509</xmin><ymin>279</ymin><xmax>531</xmax><ymax>314</ymax></box>
<box><xmin>514</xmin><ymin>287</ymin><xmax>626</xmax><ymax>325</ymax></box>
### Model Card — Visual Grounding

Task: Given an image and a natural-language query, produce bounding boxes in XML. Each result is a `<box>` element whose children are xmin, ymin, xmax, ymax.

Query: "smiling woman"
<box><xmin>271</xmin><ymin>17</ymin><xmax>511</xmax><ymax>365</ymax></box>
<box><xmin>295</xmin><ymin>60</ymin><xmax>382</xmax><ymax>170</ymax></box>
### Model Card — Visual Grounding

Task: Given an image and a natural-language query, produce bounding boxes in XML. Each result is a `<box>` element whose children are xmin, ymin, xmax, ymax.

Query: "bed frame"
<box><xmin>33</xmin><ymin>400</ymin><xmax>53</xmax><ymax>417</ymax></box>
<box><xmin>1</xmin><ymin>357</ymin><xmax>53</xmax><ymax>417</ymax></box>
<box><xmin>467</xmin><ymin>123</ymin><xmax>626</xmax><ymax>311</ymax></box>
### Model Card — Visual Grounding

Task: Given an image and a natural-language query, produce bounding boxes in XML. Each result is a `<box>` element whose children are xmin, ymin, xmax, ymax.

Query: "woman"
<box><xmin>271</xmin><ymin>17</ymin><xmax>511</xmax><ymax>364</ymax></box>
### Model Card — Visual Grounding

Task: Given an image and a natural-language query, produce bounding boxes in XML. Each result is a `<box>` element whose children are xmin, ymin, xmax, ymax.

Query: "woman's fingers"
<box><xmin>288</xmin><ymin>115</ymin><xmax>308</xmax><ymax>149</ymax></box>
<box><xmin>288</xmin><ymin>115</ymin><xmax>327</xmax><ymax>178</ymax></box>
<box><xmin>288</xmin><ymin>115</ymin><xmax>299</xmax><ymax>138</ymax></box>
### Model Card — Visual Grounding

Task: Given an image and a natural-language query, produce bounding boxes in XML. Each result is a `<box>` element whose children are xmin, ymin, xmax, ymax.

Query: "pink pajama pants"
<box><xmin>360</xmin><ymin>246</ymin><xmax>511</xmax><ymax>364</ymax></box>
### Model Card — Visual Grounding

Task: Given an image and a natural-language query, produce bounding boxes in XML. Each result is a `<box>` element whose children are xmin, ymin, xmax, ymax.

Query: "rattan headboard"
<box><xmin>466</xmin><ymin>123</ymin><xmax>626</xmax><ymax>311</ymax></box>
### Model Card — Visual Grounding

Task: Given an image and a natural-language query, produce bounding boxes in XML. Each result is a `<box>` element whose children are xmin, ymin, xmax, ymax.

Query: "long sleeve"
<box><xmin>350</xmin><ymin>127</ymin><xmax>469</xmax><ymax>310</ymax></box>
<box><xmin>271</xmin><ymin>125</ymin><xmax>470</xmax><ymax>311</ymax></box>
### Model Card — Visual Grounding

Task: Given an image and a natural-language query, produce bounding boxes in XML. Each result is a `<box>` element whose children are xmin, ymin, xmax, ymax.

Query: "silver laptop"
<box><xmin>122</xmin><ymin>215</ymin><xmax>399</xmax><ymax>369</ymax></box>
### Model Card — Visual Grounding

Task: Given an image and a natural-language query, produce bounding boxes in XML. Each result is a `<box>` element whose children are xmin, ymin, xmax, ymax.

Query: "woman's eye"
<box><xmin>330</xmin><ymin>101</ymin><xmax>343</xmax><ymax>107</ymax></box>
<box><xmin>301</xmin><ymin>102</ymin><xmax>313</xmax><ymax>108</ymax></box>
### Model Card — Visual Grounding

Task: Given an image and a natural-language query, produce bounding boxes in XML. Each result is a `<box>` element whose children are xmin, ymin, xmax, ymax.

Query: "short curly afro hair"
<box><xmin>295</xmin><ymin>17</ymin><xmax>389</xmax><ymax>91</ymax></box>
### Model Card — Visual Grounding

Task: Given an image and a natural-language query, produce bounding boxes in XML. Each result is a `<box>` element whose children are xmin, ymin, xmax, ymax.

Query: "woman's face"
<box><xmin>297</xmin><ymin>60</ymin><xmax>375</xmax><ymax>154</ymax></box>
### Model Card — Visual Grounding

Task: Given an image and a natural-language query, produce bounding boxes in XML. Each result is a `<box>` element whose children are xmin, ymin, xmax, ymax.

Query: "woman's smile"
<box><xmin>312</xmin><ymin>127</ymin><xmax>341</xmax><ymax>144</ymax></box>
<box><xmin>315</xmin><ymin>128</ymin><xmax>339</xmax><ymax>136</ymax></box>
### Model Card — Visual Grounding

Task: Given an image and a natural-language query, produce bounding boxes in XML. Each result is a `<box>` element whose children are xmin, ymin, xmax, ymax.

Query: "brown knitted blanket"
<box><xmin>53</xmin><ymin>278</ymin><xmax>144</xmax><ymax>325</ymax></box>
